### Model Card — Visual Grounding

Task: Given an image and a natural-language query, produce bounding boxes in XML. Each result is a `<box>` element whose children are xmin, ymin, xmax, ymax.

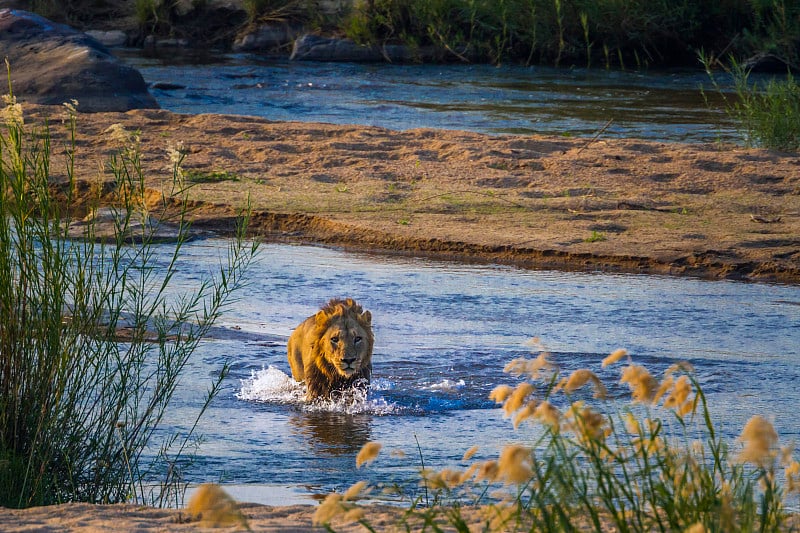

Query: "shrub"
<box><xmin>315</xmin><ymin>349</ymin><xmax>800</xmax><ymax>531</ymax></box>
<box><xmin>0</xmin><ymin>73</ymin><xmax>256</xmax><ymax>507</ymax></box>
<box><xmin>702</xmin><ymin>54</ymin><xmax>800</xmax><ymax>152</ymax></box>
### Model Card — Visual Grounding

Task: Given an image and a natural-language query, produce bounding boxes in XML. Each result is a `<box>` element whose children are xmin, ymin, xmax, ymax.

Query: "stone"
<box><xmin>290</xmin><ymin>33</ymin><xmax>417</xmax><ymax>62</ymax></box>
<box><xmin>232</xmin><ymin>23</ymin><xmax>302</xmax><ymax>52</ymax></box>
<box><xmin>68</xmin><ymin>207</ymin><xmax>207</xmax><ymax>243</ymax></box>
<box><xmin>84</xmin><ymin>29</ymin><xmax>128</xmax><ymax>48</ymax></box>
<box><xmin>0</xmin><ymin>9</ymin><xmax>158</xmax><ymax>112</ymax></box>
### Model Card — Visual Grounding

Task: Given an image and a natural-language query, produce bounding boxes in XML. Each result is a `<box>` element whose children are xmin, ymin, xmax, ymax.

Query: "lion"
<box><xmin>287</xmin><ymin>298</ymin><xmax>374</xmax><ymax>401</ymax></box>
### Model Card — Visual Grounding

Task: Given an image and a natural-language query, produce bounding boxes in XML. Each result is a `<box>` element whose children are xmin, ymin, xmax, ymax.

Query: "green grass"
<box><xmin>0</xmin><ymin>73</ymin><xmax>257</xmax><ymax>508</ymax></box>
<box><xmin>184</xmin><ymin>169</ymin><xmax>241</xmax><ymax>183</ymax></box>
<box><xmin>584</xmin><ymin>230</ymin><xmax>606</xmax><ymax>243</ymax></box>
<box><xmin>315</xmin><ymin>350</ymin><xmax>800</xmax><ymax>531</ymax></box>
<box><xmin>702</xmin><ymin>54</ymin><xmax>800</xmax><ymax>152</ymax></box>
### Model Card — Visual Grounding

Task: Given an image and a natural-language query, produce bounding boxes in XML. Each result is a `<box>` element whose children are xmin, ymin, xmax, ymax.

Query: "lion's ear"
<box><xmin>361</xmin><ymin>310</ymin><xmax>372</xmax><ymax>325</ymax></box>
<box><xmin>315</xmin><ymin>310</ymin><xmax>329</xmax><ymax>327</ymax></box>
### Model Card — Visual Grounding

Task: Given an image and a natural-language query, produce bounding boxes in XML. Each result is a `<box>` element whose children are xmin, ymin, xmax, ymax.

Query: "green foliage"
<box><xmin>184</xmin><ymin>169</ymin><xmax>241</xmax><ymax>183</ymax></box>
<box><xmin>341</xmin><ymin>0</ymin><xmax>800</xmax><ymax>66</ymax></box>
<box><xmin>584</xmin><ymin>230</ymin><xmax>606</xmax><ymax>243</ymax></box>
<box><xmin>0</xmin><ymin>76</ymin><xmax>256</xmax><ymax>507</ymax></box>
<box><xmin>702</xmin><ymin>54</ymin><xmax>800</xmax><ymax>151</ymax></box>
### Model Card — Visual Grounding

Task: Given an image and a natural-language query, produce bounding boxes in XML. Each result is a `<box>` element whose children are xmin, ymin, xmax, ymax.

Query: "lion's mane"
<box><xmin>287</xmin><ymin>298</ymin><xmax>374</xmax><ymax>400</ymax></box>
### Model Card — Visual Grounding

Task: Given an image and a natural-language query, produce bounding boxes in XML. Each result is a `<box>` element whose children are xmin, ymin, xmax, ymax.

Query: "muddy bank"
<box><xmin>25</xmin><ymin>104</ymin><xmax>800</xmax><ymax>284</ymax></box>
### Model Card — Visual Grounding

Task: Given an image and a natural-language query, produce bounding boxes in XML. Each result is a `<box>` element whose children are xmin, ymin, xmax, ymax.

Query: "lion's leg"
<box><xmin>287</xmin><ymin>333</ymin><xmax>305</xmax><ymax>382</ymax></box>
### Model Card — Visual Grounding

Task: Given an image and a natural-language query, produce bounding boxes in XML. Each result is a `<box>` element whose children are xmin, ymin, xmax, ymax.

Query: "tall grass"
<box><xmin>0</xmin><ymin>75</ymin><xmax>257</xmax><ymax>508</ymax></box>
<box><xmin>315</xmin><ymin>349</ymin><xmax>800</xmax><ymax>531</ymax></box>
<box><xmin>702</xmin><ymin>54</ymin><xmax>800</xmax><ymax>152</ymax></box>
<box><xmin>339</xmin><ymin>0</ymin><xmax>800</xmax><ymax>67</ymax></box>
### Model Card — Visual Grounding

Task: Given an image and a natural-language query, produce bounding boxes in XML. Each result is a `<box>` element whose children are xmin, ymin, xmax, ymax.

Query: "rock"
<box><xmin>143</xmin><ymin>35</ymin><xmax>191</xmax><ymax>49</ymax></box>
<box><xmin>68</xmin><ymin>207</ymin><xmax>207</xmax><ymax>243</ymax></box>
<box><xmin>84</xmin><ymin>29</ymin><xmax>128</xmax><ymax>48</ymax></box>
<box><xmin>232</xmin><ymin>23</ymin><xmax>302</xmax><ymax>53</ymax></box>
<box><xmin>150</xmin><ymin>82</ymin><xmax>186</xmax><ymax>91</ymax></box>
<box><xmin>290</xmin><ymin>33</ymin><xmax>419</xmax><ymax>62</ymax></box>
<box><xmin>0</xmin><ymin>9</ymin><xmax>158</xmax><ymax>112</ymax></box>
<box><xmin>742</xmin><ymin>52</ymin><xmax>798</xmax><ymax>74</ymax></box>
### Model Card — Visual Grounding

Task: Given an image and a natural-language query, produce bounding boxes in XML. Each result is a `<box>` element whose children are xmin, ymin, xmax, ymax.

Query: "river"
<box><xmin>114</xmin><ymin>54</ymin><xmax>795</xmax><ymax>506</ymax></box>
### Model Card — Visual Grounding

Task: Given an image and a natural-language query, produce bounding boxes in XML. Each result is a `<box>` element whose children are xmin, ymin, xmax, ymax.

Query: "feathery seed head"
<box><xmin>462</xmin><ymin>445</ymin><xmax>480</xmax><ymax>461</ymax></box>
<box><xmin>489</xmin><ymin>384</ymin><xmax>514</xmax><ymax>404</ymax></box>
<box><xmin>737</xmin><ymin>415</ymin><xmax>778</xmax><ymax>468</ymax></box>
<box><xmin>602</xmin><ymin>348</ymin><xmax>628</xmax><ymax>367</ymax></box>
<box><xmin>497</xmin><ymin>445</ymin><xmax>533</xmax><ymax>484</ymax></box>
<box><xmin>504</xmin><ymin>382</ymin><xmax>534</xmax><ymax>416</ymax></box>
<box><xmin>356</xmin><ymin>441</ymin><xmax>382</xmax><ymax>468</ymax></box>
<box><xmin>620</xmin><ymin>364</ymin><xmax>659</xmax><ymax>403</ymax></box>
<box><xmin>533</xmin><ymin>400</ymin><xmax>561</xmax><ymax>429</ymax></box>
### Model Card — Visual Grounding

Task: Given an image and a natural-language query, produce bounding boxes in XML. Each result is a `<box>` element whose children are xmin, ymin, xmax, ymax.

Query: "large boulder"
<box><xmin>0</xmin><ymin>9</ymin><xmax>158</xmax><ymax>112</ymax></box>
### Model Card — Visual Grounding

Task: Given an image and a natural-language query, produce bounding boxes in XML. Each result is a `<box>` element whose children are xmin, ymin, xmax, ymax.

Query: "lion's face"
<box><xmin>320</xmin><ymin>313</ymin><xmax>372</xmax><ymax>378</ymax></box>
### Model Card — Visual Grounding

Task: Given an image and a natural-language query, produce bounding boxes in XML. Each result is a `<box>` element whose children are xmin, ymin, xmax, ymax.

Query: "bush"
<box><xmin>702</xmin><ymin>54</ymin><xmax>800</xmax><ymax>152</ymax></box>
<box><xmin>0</xmin><ymin>72</ymin><xmax>256</xmax><ymax>507</ymax></box>
<box><xmin>315</xmin><ymin>348</ymin><xmax>800</xmax><ymax>531</ymax></box>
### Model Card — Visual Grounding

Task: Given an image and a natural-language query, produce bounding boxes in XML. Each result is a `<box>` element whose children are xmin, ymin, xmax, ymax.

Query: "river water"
<box><xmin>121</xmin><ymin>52</ymin><xmax>738</xmax><ymax>143</ymax></box>
<box><xmin>158</xmin><ymin>240</ymin><xmax>800</xmax><ymax>505</ymax></box>
<box><xmin>114</xmin><ymin>54</ymin><xmax>797</xmax><ymax>505</ymax></box>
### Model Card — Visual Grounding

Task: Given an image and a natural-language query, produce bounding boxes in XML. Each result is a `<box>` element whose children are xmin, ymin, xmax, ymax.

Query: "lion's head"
<box><xmin>312</xmin><ymin>298</ymin><xmax>374</xmax><ymax>379</ymax></box>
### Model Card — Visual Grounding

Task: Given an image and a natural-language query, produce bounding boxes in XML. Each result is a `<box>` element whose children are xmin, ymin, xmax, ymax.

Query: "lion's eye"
<box><xmin>354</xmin><ymin>336</ymin><xmax>362</xmax><ymax>344</ymax></box>
<box><xmin>330</xmin><ymin>336</ymin><xmax>339</xmax><ymax>344</ymax></box>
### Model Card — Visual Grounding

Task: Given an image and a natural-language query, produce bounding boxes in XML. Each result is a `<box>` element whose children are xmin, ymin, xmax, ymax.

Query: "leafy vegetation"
<box><xmin>184</xmin><ymin>169</ymin><xmax>241</xmax><ymax>183</ymax></box>
<box><xmin>703</xmin><ymin>56</ymin><xmax>800</xmax><ymax>152</ymax></box>
<box><xmin>0</xmin><ymin>76</ymin><xmax>257</xmax><ymax>507</ymax></box>
<box><xmin>27</xmin><ymin>0</ymin><xmax>800</xmax><ymax>68</ymax></box>
<box><xmin>315</xmin><ymin>349</ymin><xmax>800</xmax><ymax>531</ymax></box>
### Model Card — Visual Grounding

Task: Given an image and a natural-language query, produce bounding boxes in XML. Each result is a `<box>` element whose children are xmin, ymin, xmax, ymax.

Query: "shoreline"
<box><xmin>26</xmin><ymin>104</ymin><xmax>800</xmax><ymax>285</ymax></box>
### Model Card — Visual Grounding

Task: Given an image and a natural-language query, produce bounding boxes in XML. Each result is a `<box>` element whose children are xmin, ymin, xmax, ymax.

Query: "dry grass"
<box><xmin>315</xmin><ymin>349</ymin><xmax>800</xmax><ymax>532</ymax></box>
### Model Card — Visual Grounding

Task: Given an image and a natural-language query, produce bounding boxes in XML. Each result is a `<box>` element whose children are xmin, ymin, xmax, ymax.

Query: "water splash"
<box><xmin>237</xmin><ymin>366</ymin><xmax>400</xmax><ymax>415</ymax></box>
<box><xmin>236</xmin><ymin>366</ymin><xmax>305</xmax><ymax>403</ymax></box>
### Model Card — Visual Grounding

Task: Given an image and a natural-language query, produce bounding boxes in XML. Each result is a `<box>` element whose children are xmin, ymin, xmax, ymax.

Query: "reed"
<box><xmin>316</xmin><ymin>349</ymin><xmax>799</xmax><ymax>531</ymax></box>
<box><xmin>0</xmin><ymin>72</ymin><xmax>257</xmax><ymax>508</ymax></box>
<box><xmin>702</xmin><ymin>54</ymin><xmax>800</xmax><ymax>152</ymax></box>
<box><xmin>339</xmin><ymin>0</ymin><xmax>800</xmax><ymax>67</ymax></box>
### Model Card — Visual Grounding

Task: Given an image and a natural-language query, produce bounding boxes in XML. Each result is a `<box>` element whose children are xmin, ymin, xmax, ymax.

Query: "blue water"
<box><xmin>118</xmin><ymin>52</ymin><xmax>738</xmax><ymax>143</ymax></box>
<box><xmin>154</xmin><ymin>240</ymin><xmax>800</xmax><ymax>505</ymax></box>
<box><xmin>110</xmin><ymin>55</ymin><xmax>795</xmax><ymax>505</ymax></box>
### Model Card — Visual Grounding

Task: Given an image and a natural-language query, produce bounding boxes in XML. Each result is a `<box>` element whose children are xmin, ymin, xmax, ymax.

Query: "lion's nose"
<box><xmin>343</xmin><ymin>357</ymin><xmax>357</xmax><ymax>366</ymax></box>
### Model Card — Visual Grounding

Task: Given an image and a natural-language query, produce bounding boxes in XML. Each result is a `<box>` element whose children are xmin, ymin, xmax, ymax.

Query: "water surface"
<box><xmin>119</xmin><ymin>52</ymin><xmax>738</xmax><ymax>143</ymax></box>
<box><xmin>158</xmin><ymin>240</ymin><xmax>800</xmax><ymax>504</ymax></box>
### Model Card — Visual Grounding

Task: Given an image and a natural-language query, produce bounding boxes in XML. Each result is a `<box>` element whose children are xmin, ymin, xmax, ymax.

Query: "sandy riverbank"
<box><xmin>24</xmin><ymin>104</ymin><xmax>799</xmax><ymax>283</ymax></box>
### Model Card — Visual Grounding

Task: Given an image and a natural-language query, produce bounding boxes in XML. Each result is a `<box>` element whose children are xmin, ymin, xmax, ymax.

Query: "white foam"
<box><xmin>236</xmin><ymin>366</ymin><xmax>306</xmax><ymax>403</ymax></box>
<box><xmin>237</xmin><ymin>366</ymin><xmax>400</xmax><ymax>415</ymax></box>
<box><xmin>425</xmin><ymin>378</ymin><xmax>466</xmax><ymax>392</ymax></box>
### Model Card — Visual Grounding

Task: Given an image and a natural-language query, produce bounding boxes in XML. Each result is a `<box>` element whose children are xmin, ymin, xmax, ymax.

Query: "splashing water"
<box><xmin>237</xmin><ymin>366</ymin><xmax>399</xmax><ymax>415</ymax></box>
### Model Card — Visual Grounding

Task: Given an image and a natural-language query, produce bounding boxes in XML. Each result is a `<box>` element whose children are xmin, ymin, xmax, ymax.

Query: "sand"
<box><xmin>3</xmin><ymin>104</ymin><xmax>798</xmax><ymax>530</ymax></box>
<box><xmin>24</xmin><ymin>104</ymin><xmax>800</xmax><ymax>283</ymax></box>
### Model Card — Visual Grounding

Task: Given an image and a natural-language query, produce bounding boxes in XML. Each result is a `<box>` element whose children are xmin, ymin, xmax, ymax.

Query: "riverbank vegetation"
<box><xmin>24</xmin><ymin>0</ymin><xmax>800</xmax><ymax>70</ymax></box>
<box><xmin>342</xmin><ymin>0</ymin><xmax>800</xmax><ymax>68</ymax></box>
<box><xmin>0</xmin><ymin>74</ymin><xmax>256</xmax><ymax>507</ymax></box>
<box><xmin>316</xmin><ymin>350</ymin><xmax>800</xmax><ymax>532</ymax></box>
<box><xmin>702</xmin><ymin>54</ymin><xmax>800</xmax><ymax>151</ymax></box>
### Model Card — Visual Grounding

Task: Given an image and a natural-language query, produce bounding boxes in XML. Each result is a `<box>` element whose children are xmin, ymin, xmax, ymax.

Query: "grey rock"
<box><xmin>290</xmin><ymin>34</ymin><xmax>418</xmax><ymax>63</ymax></box>
<box><xmin>143</xmin><ymin>35</ymin><xmax>191</xmax><ymax>49</ymax></box>
<box><xmin>233</xmin><ymin>23</ymin><xmax>302</xmax><ymax>52</ymax></box>
<box><xmin>0</xmin><ymin>9</ymin><xmax>158</xmax><ymax>112</ymax></box>
<box><xmin>68</xmin><ymin>207</ymin><xmax>207</xmax><ymax>243</ymax></box>
<box><xmin>85</xmin><ymin>29</ymin><xmax>128</xmax><ymax>48</ymax></box>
